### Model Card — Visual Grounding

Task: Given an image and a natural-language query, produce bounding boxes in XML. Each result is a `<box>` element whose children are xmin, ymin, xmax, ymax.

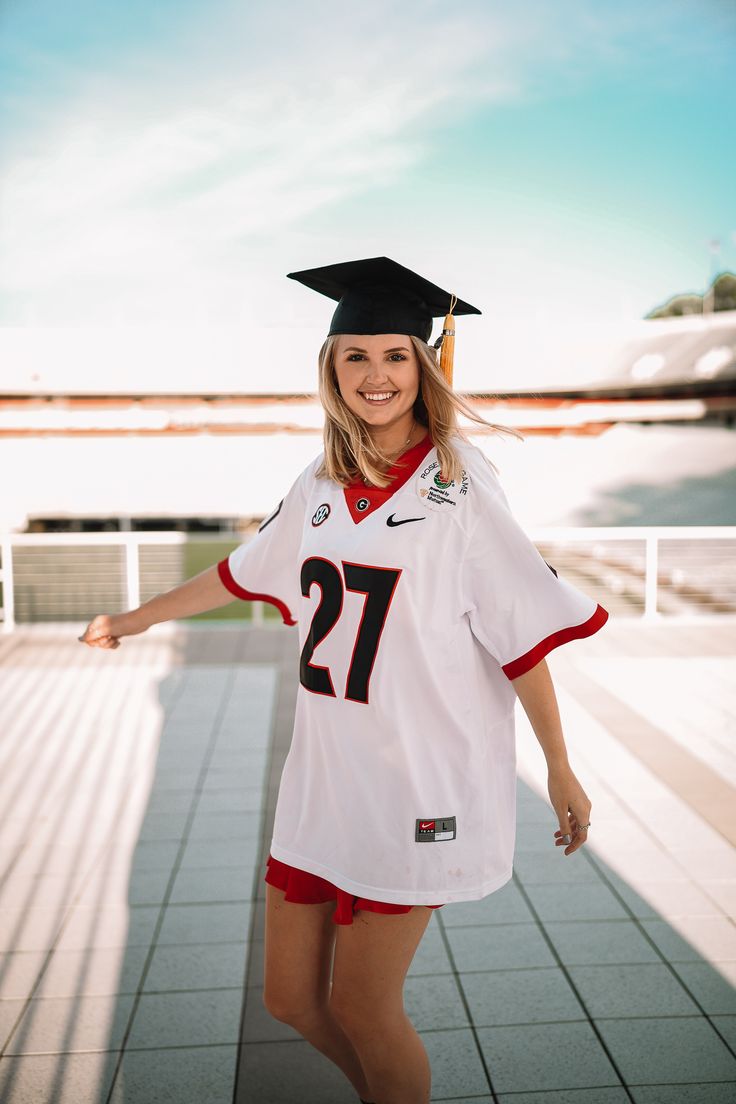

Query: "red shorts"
<box><xmin>264</xmin><ymin>853</ymin><xmax>444</xmax><ymax>926</ymax></box>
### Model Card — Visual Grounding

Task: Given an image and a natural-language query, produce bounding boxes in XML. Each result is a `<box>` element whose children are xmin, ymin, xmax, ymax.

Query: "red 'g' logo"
<box><xmin>312</xmin><ymin>503</ymin><xmax>331</xmax><ymax>527</ymax></box>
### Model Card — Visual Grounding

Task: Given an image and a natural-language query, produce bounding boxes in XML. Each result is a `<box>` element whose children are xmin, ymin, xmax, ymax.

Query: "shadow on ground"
<box><xmin>0</xmin><ymin>625</ymin><xmax>734</xmax><ymax>1103</ymax></box>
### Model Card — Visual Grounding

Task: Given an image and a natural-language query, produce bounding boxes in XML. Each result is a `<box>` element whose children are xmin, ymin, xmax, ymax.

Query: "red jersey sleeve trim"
<box><xmin>216</xmin><ymin>557</ymin><xmax>297</xmax><ymax>627</ymax></box>
<box><xmin>502</xmin><ymin>603</ymin><xmax>609</xmax><ymax>681</ymax></box>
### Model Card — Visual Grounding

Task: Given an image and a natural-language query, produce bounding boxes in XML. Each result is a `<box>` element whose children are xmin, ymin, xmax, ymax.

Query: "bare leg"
<box><xmin>262</xmin><ymin>883</ymin><xmax>373</xmax><ymax>1099</ymax></box>
<box><xmin>330</xmin><ymin>905</ymin><xmax>436</xmax><ymax>1104</ymax></box>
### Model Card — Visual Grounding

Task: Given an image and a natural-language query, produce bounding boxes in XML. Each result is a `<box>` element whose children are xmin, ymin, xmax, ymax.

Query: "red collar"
<box><xmin>344</xmin><ymin>432</ymin><xmax>434</xmax><ymax>524</ymax></box>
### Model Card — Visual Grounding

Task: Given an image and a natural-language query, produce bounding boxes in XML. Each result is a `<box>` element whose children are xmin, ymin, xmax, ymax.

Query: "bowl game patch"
<box><xmin>416</xmin><ymin>458</ymin><xmax>468</xmax><ymax>512</ymax></box>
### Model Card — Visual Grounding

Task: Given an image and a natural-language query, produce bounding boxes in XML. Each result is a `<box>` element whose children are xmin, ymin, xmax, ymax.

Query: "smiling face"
<box><xmin>332</xmin><ymin>333</ymin><xmax>420</xmax><ymax>432</ymax></box>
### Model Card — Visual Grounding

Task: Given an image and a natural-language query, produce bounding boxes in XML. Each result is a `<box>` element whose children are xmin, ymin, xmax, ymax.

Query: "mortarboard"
<box><xmin>286</xmin><ymin>256</ymin><xmax>481</xmax><ymax>387</ymax></box>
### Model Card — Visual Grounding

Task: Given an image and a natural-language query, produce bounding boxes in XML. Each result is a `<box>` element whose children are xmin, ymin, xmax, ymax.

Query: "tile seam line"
<box><xmin>243</xmin><ymin>955</ymin><xmax>731</xmax><ymax>975</ymax></box>
<box><xmin>244</xmin><ymin>958</ymin><xmax>735</xmax><ymax>980</ymax></box>
<box><xmin>435</xmin><ymin>907</ymin><xmax>506</xmax><ymax>1103</ymax></box>
<box><xmin>516</xmin><ymin>856</ymin><xmax>736</xmax><ymax>1064</ymax></box>
<box><xmin>233</xmin><ymin>629</ymin><xmax>294</xmax><ymax>1103</ymax></box>
<box><xmin>0</xmin><ymin>658</ymin><xmax>53</xmax><ymax>819</ymax></box>
<box><xmin>0</xmin><ymin>666</ymin><xmax>188</xmax><ymax>1060</ymax></box>
<box><xmin>103</xmin><ymin>661</ymin><xmax>239</xmax><ymax>1104</ymax></box>
<box><xmin>0</xmin><ymin>661</ymin><xmax>113</xmax><ymax>886</ymax></box>
<box><xmin>536</xmin><ymin>671</ymin><xmax>736</xmax><ymax>1051</ymax></box>
<box><xmin>511</xmin><ymin>871</ymin><xmax>635</xmax><ymax>1101</ymax></box>
<box><xmin>2</xmin><ymin>1041</ymin><xmax>242</xmax><ymax>1058</ymax></box>
<box><xmin>223</xmin><ymin>1008</ymin><xmax>736</xmax><ymax>1040</ymax></box>
<box><xmin>10</xmin><ymin>1036</ymin><xmax>736</xmax><ymax>1080</ymax></box>
<box><xmin>409</xmin><ymin>916</ymin><xmax>733</xmax><ymax>932</ymax></box>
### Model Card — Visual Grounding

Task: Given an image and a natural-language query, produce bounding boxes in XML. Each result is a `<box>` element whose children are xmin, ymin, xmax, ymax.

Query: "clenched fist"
<box><xmin>77</xmin><ymin>611</ymin><xmax>147</xmax><ymax>649</ymax></box>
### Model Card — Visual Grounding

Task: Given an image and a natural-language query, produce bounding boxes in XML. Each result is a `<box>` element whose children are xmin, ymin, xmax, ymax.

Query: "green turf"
<box><xmin>184</xmin><ymin>540</ymin><xmax>282</xmax><ymax>622</ymax></box>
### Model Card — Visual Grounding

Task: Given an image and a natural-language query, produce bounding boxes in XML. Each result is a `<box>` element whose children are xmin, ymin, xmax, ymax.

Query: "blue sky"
<box><xmin>0</xmin><ymin>0</ymin><xmax>734</xmax><ymax>342</ymax></box>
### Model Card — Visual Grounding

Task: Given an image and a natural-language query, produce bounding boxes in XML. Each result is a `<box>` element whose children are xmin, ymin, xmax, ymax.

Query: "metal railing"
<box><xmin>529</xmin><ymin>526</ymin><xmax>736</xmax><ymax>619</ymax></box>
<box><xmin>1</xmin><ymin>531</ymin><xmax>262</xmax><ymax>633</ymax></box>
<box><xmin>1</xmin><ymin>527</ymin><xmax>735</xmax><ymax>633</ymax></box>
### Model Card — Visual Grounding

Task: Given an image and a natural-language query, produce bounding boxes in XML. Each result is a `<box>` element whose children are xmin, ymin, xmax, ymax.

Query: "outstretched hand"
<box><xmin>547</xmin><ymin>763</ymin><xmax>592</xmax><ymax>856</ymax></box>
<box><xmin>77</xmin><ymin>611</ymin><xmax>146</xmax><ymax>649</ymax></box>
<box><xmin>78</xmin><ymin>614</ymin><xmax>121</xmax><ymax>649</ymax></box>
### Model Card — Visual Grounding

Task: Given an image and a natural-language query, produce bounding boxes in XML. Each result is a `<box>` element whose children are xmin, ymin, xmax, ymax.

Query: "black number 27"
<box><xmin>299</xmin><ymin>557</ymin><xmax>401</xmax><ymax>704</ymax></box>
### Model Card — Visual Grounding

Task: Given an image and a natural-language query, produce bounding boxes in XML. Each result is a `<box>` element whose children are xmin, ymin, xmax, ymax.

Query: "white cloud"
<box><xmin>0</xmin><ymin>0</ymin><xmax>727</xmax><ymax>329</ymax></box>
<box><xmin>1</xmin><ymin>0</ymin><xmax>513</xmax><ymax>325</ymax></box>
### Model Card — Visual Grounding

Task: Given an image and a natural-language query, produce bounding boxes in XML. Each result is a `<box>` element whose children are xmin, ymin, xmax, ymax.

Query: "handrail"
<box><xmin>525</xmin><ymin>526</ymin><xmax>736</xmax><ymax>540</ymax></box>
<box><xmin>4</xmin><ymin>531</ymin><xmax>189</xmax><ymax>545</ymax></box>
<box><xmin>4</xmin><ymin>526</ymin><xmax>736</xmax><ymax>544</ymax></box>
<box><xmin>0</xmin><ymin>538</ymin><xmax>15</xmax><ymax>632</ymax></box>
<box><xmin>1</xmin><ymin>528</ymin><xmax>735</xmax><ymax>633</ymax></box>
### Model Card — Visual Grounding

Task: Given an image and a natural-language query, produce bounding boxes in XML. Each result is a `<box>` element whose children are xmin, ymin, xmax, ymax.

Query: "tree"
<box><xmin>646</xmin><ymin>272</ymin><xmax>736</xmax><ymax>318</ymax></box>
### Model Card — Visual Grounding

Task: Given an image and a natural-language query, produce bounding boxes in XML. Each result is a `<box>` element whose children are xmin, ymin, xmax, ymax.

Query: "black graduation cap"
<box><xmin>286</xmin><ymin>256</ymin><xmax>481</xmax><ymax>344</ymax></box>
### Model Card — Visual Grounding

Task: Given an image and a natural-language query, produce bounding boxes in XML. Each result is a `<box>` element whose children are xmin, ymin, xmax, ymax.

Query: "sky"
<box><xmin>0</xmin><ymin>0</ymin><xmax>734</xmax><ymax>378</ymax></box>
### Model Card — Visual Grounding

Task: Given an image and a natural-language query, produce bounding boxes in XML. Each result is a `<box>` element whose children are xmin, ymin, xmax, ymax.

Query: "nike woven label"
<box><xmin>415</xmin><ymin>817</ymin><xmax>456</xmax><ymax>842</ymax></box>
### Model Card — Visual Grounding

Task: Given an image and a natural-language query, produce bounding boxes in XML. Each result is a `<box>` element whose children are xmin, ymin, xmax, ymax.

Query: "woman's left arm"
<box><xmin>510</xmin><ymin>657</ymin><xmax>592</xmax><ymax>856</ymax></box>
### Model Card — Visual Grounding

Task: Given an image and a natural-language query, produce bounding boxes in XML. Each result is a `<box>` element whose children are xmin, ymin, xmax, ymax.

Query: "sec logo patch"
<box><xmin>311</xmin><ymin>503</ymin><xmax>331</xmax><ymax>526</ymax></box>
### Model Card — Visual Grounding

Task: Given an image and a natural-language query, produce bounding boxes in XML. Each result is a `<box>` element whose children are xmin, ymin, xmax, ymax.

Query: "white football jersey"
<box><xmin>217</xmin><ymin>432</ymin><xmax>608</xmax><ymax>904</ymax></box>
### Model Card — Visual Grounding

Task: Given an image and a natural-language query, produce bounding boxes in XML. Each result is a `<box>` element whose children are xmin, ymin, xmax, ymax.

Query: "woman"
<box><xmin>79</xmin><ymin>256</ymin><xmax>608</xmax><ymax>1104</ymax></box>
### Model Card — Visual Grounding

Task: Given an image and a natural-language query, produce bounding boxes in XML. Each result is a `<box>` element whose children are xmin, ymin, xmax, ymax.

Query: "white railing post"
<box><xmin>0</xmin><ymin>527</ymin><xmax>733</xmax><ymax>628</ymax></box>
<box><xmin>125</xmin><ymin>537</ymin><xmax>141</xmax><ymax>611</ymax></box>
<box><xmin>0</xmin><ymin>537</ymin><xmax>15</xmax><ymax>633</ymax></box>
<box><xmin>644</xmin><ymin>533</ymin><xmax>659</xmax><ymax>619</ymax></box>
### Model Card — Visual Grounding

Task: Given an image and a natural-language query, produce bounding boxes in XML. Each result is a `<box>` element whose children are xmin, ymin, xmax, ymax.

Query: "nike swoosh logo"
<box><xmin>387</xmin><ymin>514</ymin><xmax>425</xmax><ymax>527</ymax></box>
<box><xmin>420</xmin><ymin>822</ymin><xmax>435</xmax><ymax>829</ymax></box>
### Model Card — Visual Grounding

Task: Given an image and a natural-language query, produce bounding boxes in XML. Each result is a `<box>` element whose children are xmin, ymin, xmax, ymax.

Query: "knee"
<box><xmin>329</xmin><ymin>990</ymin><xmax>403</xmax><ymax>1039</ymax></box>
<box><xmin>262</xmin><ymin>988</ymin><xmax>324</xmax><ymax>1027</ymax></box>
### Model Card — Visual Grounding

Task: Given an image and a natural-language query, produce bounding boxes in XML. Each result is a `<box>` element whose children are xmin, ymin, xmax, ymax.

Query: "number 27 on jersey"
<box><xmin>299</xmin><ymin>556</ymin><xmax>401</xmax><ymax>705</ymax></box>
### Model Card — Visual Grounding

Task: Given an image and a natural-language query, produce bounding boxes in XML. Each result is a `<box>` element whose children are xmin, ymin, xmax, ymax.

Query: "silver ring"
<box><xmin>577</xmin><ymin>822</ymin><xmax>591</xmax><ymax>831</ymax></box>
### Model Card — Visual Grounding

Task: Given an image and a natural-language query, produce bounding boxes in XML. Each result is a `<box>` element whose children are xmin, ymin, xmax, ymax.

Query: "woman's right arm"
<box><xmin>78</xmin><ymin>563</ymin><xmax>235</xmax><ymax>649</ymax></box>
<box><xmin>81</xmin><ymin>458</ymin><xmax>316</xmax><ymax>649</ymax></box>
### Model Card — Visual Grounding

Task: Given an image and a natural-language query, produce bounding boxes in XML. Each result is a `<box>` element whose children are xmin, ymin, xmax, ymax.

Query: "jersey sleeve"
<box><xmin>216</xmin><ymin>461</ymin><xmax>313</xmax><ymax>626</ymax></box>
<box><xmin>460</xmin><ymin>451</ymin><xmax>608</xmax><ymax>679</ymax></box>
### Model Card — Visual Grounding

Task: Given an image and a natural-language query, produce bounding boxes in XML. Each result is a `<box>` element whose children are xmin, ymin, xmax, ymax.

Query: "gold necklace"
<box><xmin>387</xmin><ymin>425</ymin><xmax>415</xmax><ymax>460</ymax></box>
<box><xmin>362</xmin><ymin>421</ymin><xmax>417</xmax><ymax>486</ymax></box>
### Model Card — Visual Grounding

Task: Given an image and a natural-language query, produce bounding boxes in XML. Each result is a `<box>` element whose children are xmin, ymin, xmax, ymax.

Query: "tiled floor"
<box><xmin>0</xmin><ymin>619</ymin><xmax>735</xmax><ymax>1103</ymax></box>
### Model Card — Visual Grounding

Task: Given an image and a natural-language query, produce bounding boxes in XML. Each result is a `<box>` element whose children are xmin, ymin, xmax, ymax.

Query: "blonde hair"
<box><xmin>315</xmin><ymin>333</ymin><xmax>523</xmax><ymax>488</ymax></box>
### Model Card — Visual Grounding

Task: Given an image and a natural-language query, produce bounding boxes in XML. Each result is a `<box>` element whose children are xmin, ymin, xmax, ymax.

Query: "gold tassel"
<box><xmin>438</xmin><ymin>293</ymin><xmax>457</xmax><ymax>387</ymax></box>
